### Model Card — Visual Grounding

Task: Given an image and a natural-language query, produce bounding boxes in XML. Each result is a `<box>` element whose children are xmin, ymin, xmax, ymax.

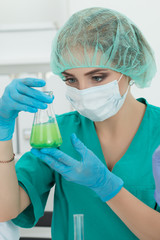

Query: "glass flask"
<box><xmin>30</xmin><ymin>91</ymin><xmax>62</xmax><ymax>149</ymax></box>
<box><xmin>73</xmin><ymin>214</ymin><xmax>84</xmax><ymax>240</ymax></box>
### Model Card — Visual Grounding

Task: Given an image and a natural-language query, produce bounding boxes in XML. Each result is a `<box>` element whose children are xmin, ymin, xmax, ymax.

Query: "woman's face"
<box><xmin>62</xmin><ymin>67</ymin><xmax>129</xmax><ymax>96</ymax></box>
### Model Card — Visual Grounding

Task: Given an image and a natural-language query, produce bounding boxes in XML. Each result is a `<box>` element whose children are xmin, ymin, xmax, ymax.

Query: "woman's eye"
<box><xmin>63</xmin><ymin>78</ymin><xmax>76</xmax><ymax>84</ymax></box>
<box><xmin>92</xmin><ymin>76</ymin><xmax>103</xmax><ymax>82</ymax></box>
<box><xmin>68</xmin><ymin>78</ymin><xmax>76</xmax><ymax>83</ymax></box>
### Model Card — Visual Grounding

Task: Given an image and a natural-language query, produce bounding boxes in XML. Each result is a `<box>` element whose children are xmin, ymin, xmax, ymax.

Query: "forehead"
<box><xmin>62</xmin><ymin>67</ymin><xmax>111</xmax><ymax>76</ymax></box>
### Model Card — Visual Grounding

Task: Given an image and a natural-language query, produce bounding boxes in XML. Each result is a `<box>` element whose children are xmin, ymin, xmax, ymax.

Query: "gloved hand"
<box><xmin>152</xmin><ymin>146</ymin><xmax>160</xmax><ymax>206</ymax></box>
<box><xmin>0</xmin><ymin>78</ymin><xmax>53</xmax><ymax>141</ymax></box>
<box><xmin>31</xmin><ymin>133</ymin><xmax>124</xmax><ymax>202</ymax></box>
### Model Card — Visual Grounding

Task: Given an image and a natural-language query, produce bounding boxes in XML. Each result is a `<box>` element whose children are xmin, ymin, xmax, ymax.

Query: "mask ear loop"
<box><xmin>117</xmin><ymin>74</ymin><xmax>134</xmax><ymax>97</ymax></box>
<box><xmin>117</xmin><ymin>74</ymin><xmax>135</xmax><ymax>86</ymax></box>
<box><xmin>117</xmin><ymin>74</ymin><xmax>130</xmax><ymax>98</ymax></box>
<box><xmin>117</xmin><ymin>74</ymin><xmax>123</xmax><ymax>83</ymax></box>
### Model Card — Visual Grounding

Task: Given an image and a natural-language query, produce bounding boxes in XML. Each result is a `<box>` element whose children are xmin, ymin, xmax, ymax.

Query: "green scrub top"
<box><xmin>12</xmin><ymin>98</ymin><xmax>160</xmax><ymax>240</ymax></box>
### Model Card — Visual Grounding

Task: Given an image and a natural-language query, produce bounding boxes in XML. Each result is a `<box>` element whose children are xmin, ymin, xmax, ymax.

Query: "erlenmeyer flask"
<box><xmin>73</xmin><ymin>214</ymin><xmax>84</xmax><ymax>240</ymax></box>
<box><xmin>30</xmin><ymin>91</ymin><xmax>62</xmax><ymax>149</ymax></box>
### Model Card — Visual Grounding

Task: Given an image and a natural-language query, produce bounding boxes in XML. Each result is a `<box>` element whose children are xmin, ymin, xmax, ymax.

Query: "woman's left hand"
<box><xmin>31</xmin><ymin>133</ymin><xmax>123</xmax><ymax>202</ymax></box>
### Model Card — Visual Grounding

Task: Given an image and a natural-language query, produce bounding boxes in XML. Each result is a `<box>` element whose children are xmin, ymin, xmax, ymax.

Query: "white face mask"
<box><xmin>65</xmin><ymin>74</ymin><xmax>129</xmax><ymax>122</ymax></box>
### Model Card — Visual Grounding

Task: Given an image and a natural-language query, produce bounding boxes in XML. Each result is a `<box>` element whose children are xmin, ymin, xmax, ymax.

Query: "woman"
<box><xmin>0</xmin><ymin>7</ymin><xmax>160</xmax><ymax>239</ymax></box>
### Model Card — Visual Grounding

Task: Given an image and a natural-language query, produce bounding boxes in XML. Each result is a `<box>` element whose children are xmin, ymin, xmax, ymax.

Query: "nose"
<box><xmin>78</xmin><ymin>82</ymin><xmax>91</xmax><ymax>90</ymax></box>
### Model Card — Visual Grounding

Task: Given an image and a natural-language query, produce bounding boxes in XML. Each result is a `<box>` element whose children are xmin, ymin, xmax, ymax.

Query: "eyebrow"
<box><xmin>62</xmin><ymin>68</ymin><xmax>109</xmax><ymax>77</ymax></box>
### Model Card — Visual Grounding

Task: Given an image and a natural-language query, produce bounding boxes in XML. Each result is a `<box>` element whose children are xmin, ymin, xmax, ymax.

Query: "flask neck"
<box><xmin>33</xmin><ymin>94</ymin><xmax>55</xmax><ymax>125</ymax></box>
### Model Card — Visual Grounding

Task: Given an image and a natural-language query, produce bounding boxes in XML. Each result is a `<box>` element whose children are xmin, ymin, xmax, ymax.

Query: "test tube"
<box><xmin>73</xmin><ymin>214</ymin><xmax>84</xmax><ymax>240</ymax></box>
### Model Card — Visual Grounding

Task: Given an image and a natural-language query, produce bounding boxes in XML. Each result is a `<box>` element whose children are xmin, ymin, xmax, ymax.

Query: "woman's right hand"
<box><xmin>0</xmin><ymin>78</ymin><xmax>53</xmax><ymax>141</ymax></box>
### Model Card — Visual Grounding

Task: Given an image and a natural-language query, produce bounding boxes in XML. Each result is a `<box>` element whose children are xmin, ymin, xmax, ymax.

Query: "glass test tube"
<box><xmin>73</xmin><ymin>214</ymin><xmax>84</xmax><ymax>240</ymax></box>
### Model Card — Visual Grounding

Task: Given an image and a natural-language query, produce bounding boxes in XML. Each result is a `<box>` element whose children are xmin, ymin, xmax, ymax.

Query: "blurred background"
<box><xmin>0</xmin><ymin>0</ymin><xmax>159</xmax><ymax>239</ymax></box>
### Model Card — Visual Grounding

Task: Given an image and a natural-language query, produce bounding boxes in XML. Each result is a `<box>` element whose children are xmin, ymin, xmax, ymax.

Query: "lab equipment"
<box><xmin>31</xmin><ymin>133</ymin><xmax>123</xmax><ymax>202</ymax></box>
<box><xmin>30</xmin><ymin>91</ymin><xmax>62</xmax><ymax>148</ymax></box>
<box><xmin>74</xmin><ymin>214</ymin><xmax>84</xmax><ymax>240</ymax></box>
<box><xmin>66</xmin><ymin>74</ymin><xmax>129</xmax><ymax>121</ymax></box>
<box><xmin>0</xmin><ymin>78</ymin><xmax>52</xmax><ymax>141</ymax></box>
<box><xmin>51</xmin><ymin>7</ymin><xmax>156</xmax><ymax>88</ymax></box>
<box><xmin>152</xmin><ymin>146</ymin><xmax>160</xmax><ymax>206</ymax></box>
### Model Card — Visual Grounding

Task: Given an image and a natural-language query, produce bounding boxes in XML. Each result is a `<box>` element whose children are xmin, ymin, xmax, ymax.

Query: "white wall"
<box><xmin>0</xmin><ymin>0</ymin><xmax>69</xmax><ymax>27</ymax></box>
<box><xmin>68</xmin><ymin>0</ymin><xmax>160</xmax><ymax>107</ymax></box>
<box><xmin>0</xmin><ymin>28</ymin><xmax>56</xmax><ymax>65</ymax></box>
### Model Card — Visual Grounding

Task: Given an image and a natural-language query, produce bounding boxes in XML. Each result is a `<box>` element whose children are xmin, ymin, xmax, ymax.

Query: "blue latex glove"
<box><xmin>152</xmin><ymin>146</ymin><xmax>160</xmax><ymax>206</ymax></box>
<box><xmin>0</xmin><ymin>78</ymin><xmax>53</xmax><ymax>141</ymax></box>
<box><xmin>31</xmin><ymin>133</ymin><xmax>124</xmax><ymax>202</ymax></box>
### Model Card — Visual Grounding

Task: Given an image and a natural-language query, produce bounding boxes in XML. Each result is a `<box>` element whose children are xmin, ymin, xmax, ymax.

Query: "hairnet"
<box><xmin>50</xmin><ymin>7</ymin><xmax>157</xmax><ymax>88</ymax></box>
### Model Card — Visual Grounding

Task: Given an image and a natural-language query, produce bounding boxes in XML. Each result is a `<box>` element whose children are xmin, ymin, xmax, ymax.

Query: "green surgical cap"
<box><xmin>50</xmin><ymin>7</ymin><xmax>157</xmax><ymax>88</ymax></box>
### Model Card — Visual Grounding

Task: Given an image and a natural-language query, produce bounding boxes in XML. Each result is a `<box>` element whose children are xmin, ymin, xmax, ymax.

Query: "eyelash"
<box><xmin>63</xmin><ymin>74</ymin><xmax>108</xmax><ymax>84</ymax></box>
<box><xmin>92</xmin><ymin>76</ymin><xmax>104</xmax><ymax>82</ymax></box>
<box><xmin>63</xmin><ymin>78</ymin><xmax>76</xmax><ymax>84</ymax></box>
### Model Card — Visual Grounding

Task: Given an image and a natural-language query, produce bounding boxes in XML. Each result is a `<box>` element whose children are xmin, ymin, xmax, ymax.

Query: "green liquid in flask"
<box><xmin>30</xmin><ymin>122</ymin><xmax>62</xmax><ymax>148</ymax></box>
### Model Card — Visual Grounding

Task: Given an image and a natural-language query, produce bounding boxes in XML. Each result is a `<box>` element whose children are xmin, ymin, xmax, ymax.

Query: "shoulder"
<box><xmin>145</xmin><ymin>99</ymin><xmax>160</xmax><ymax>121</ymax></box>
<box><xmin>15</xmin><ymin>151</ymin><xmax>55</xmax><ymax>179</ymax></box>
<box><xmin>147</xmin><ymin>103</ymin><xmax>160</xmax><ymax>115</ymax></box>
<box><xmin>15</xmin><ymin>151</ymin><xmax>40</xmax><ymax>169</ymax></box>
<box><xmin>137</xmin><ymin>98</ymin><xmax>160</xmax><ymax>141</ymax></box>
<box><xmin>139</xmin><ymin>98</ymin><xmax>160</xmax><ymax>147</ymax></box>
<box><xmin>138</xmin><ymin>97</ymin><xmax>160</xmax><ymax>121</ymax></box>
<box><xmin>16</xmin><ymin>151</ymin><xmax>35</xmax><ymax>163</ymax></box>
